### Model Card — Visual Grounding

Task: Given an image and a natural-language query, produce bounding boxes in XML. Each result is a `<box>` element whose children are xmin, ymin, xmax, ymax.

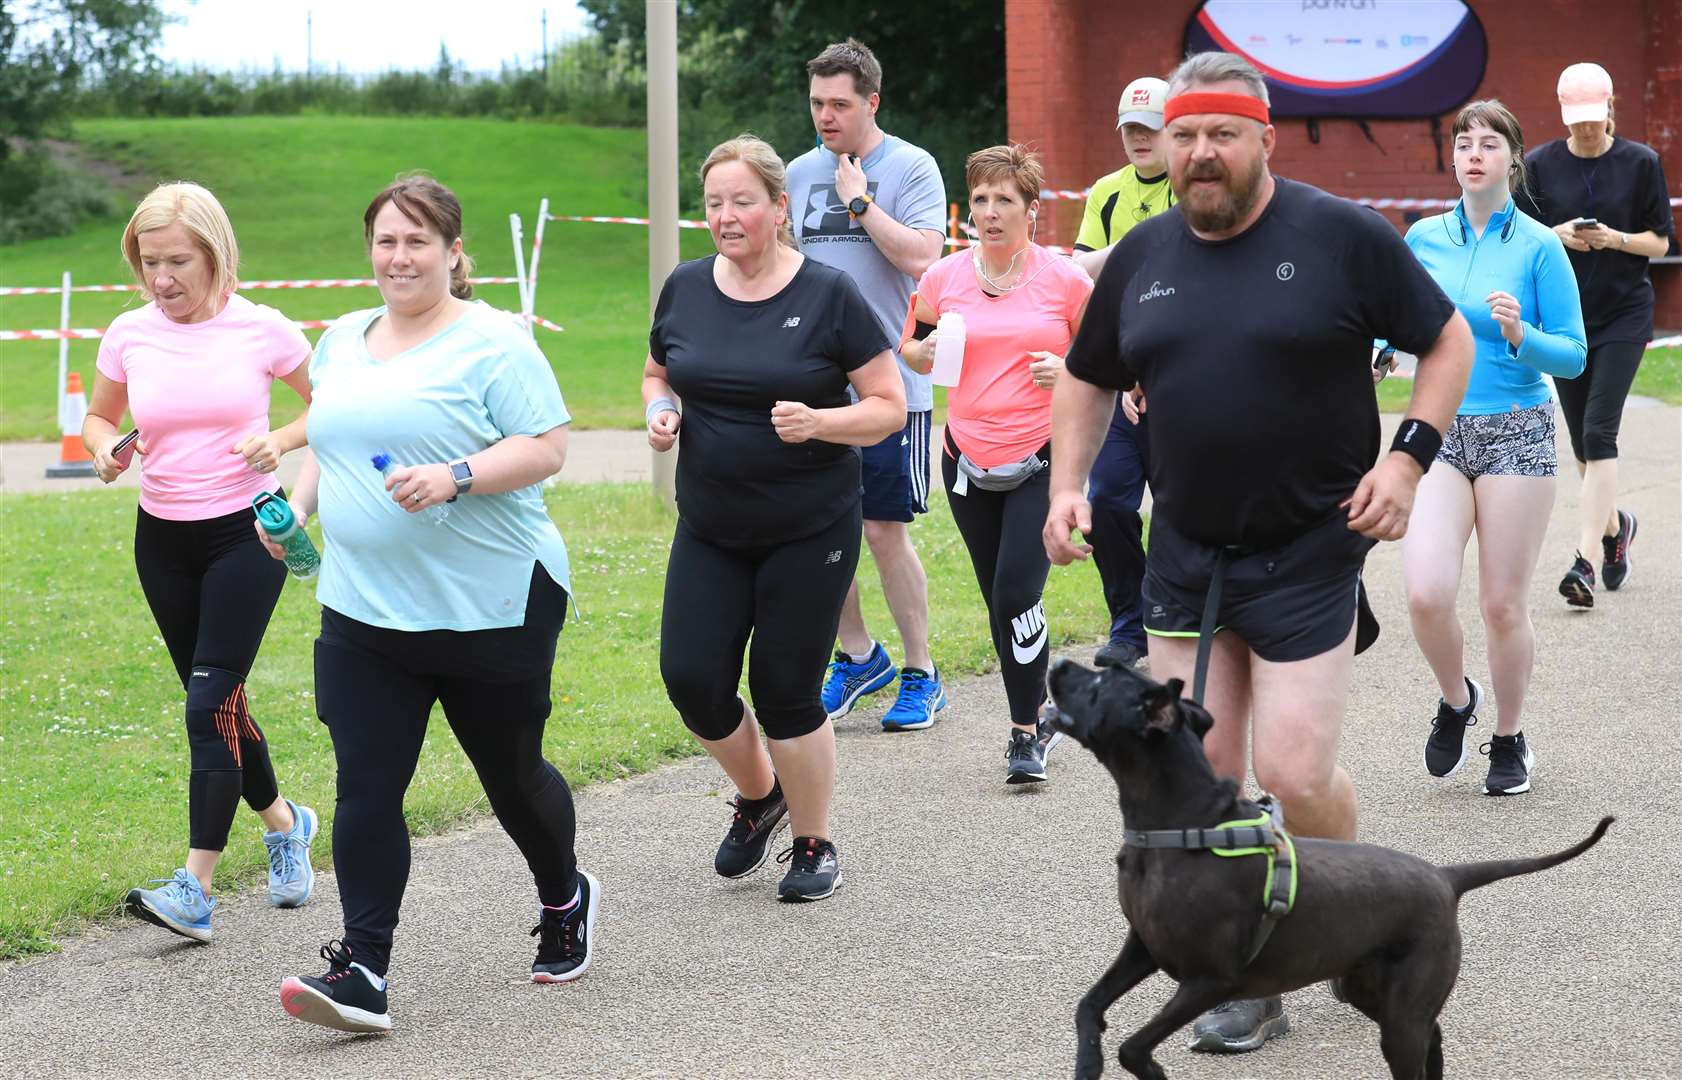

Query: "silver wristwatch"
<box><xmin>448</xmin><ymin>459</ymin><xmax>473</xmax><ymax>501</ymax></box>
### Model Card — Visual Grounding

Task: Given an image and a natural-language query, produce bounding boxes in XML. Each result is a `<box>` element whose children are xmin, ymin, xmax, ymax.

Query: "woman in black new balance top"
<box><xmin>642</xmin><ymin>135</ymin><xmax>905</xmax><ymax>903</ymax></box>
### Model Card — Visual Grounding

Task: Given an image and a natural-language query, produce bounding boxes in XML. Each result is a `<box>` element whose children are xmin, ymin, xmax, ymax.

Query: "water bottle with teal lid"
<box><xmin>252</xmin><ymin>492</ymin><xmax>321</xmax><ymax>579</ymax></box>
<box><xmin>371</xmin><ymin>453</ymin><xmax>450</xmax><ymax>523</ymax></box>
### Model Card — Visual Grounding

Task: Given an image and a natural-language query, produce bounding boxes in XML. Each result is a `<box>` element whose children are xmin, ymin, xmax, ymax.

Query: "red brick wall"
<box><xmin>1006</xmin><ymin>0</ymin><xmax>1682</xmax><ymax>328</ymax></box>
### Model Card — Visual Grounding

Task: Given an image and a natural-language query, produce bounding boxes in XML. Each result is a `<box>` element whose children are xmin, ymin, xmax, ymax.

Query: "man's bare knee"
<box><xmin>862</xmin><ymin>519</ymin><xmax>909</xmax><ymax>556</ymax></box>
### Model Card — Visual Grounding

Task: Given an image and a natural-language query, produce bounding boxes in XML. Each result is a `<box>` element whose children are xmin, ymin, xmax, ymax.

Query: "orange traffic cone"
<box><xmin>46</xmin><ymin>371</ymin><xmax>96</xmax><ymax>478</ymax></box>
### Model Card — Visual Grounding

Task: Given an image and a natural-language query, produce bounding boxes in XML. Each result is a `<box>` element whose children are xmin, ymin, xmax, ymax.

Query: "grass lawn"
<box><xmin>0</xmin><ymin>482</ymin><xmax>1110</xmax><ymax>959</ymax></box>
<box><xmin>0</xmin><ymin>115</ymin><xmax>719</xmax><ymax>441</ymax></box>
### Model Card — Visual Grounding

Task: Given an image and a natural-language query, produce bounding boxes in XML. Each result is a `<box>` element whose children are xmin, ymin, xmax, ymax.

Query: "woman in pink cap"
<box><xmin>1519</xmin><ymin>62</ymin><xmax>1674</xmax><ymax>610</ymax></box>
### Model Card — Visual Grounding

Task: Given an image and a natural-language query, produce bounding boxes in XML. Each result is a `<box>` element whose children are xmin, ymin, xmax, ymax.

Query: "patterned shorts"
<box><xmin>1438</xmin><ymin>403</ymin><xmax>1557</xmax><ymax>480</ymax></box>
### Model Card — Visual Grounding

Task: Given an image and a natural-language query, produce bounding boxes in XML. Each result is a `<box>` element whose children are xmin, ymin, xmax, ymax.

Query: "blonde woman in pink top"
<box><xmin>900</xmin><ymin>144</ymin><xmax>1093</xmax><ymax>785</ymax></box>
<box><xmin>82</xmin><ymin>182</ymin><xmax>319</xmax><ymax>944</ymax></box>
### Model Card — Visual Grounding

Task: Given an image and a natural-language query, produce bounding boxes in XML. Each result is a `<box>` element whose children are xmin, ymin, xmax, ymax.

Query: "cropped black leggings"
<box><xmin>134</xmin><ymin>504</ymin><xmax>286</xmax><ymax>852</ymax></box>
<box><xmin>1554</xmin><ymin>340</ymin><xmax>1645</xmax><ymax>462</ymax></box>
<box><xmin>313</xmin><ymin>565</ymin><xmax>577</xmax><ymax>978</ymax></box>
<box><xmin>941</xmin><ymin>440</ymin><xmax>1053</xmax><ymax>728</ymax></box>
<box><xmin>660</xmin><ymin>505</ymin><xmax>861</xmax><ymax>742</ymax></box>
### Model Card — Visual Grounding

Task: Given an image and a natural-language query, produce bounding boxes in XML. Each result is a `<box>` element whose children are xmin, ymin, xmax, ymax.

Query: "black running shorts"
<box><xmin>1143</xmin><ymin>511</ymin><xmax>1377</xmax><ymax>664</ymax></box>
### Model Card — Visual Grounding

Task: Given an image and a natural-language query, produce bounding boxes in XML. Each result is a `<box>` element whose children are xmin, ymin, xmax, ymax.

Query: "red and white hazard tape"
<box><xmin>1040</xmin><ymin>187</ymin><xmax>1682</xmax><ymax>210</ymax></box>
<box><xmin>1</xmin><ymin>315</ymin><xmax>562</xmax><ymax>342</ymax></box>
<box><xmin>0</xmin><ymin>276</ymin><xmax>525</xmax><ymax>297</ymax></box>
<box><xmin>549</xmin><ymin>213</ymin><xmax>711</xmax><ymax>230</ymax></box>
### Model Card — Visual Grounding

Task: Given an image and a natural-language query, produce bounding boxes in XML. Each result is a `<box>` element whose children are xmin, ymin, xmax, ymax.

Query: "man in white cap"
<box><xmin>1070</xmin><ymin>75</ymin><xmax>1173</xmax><ymax>671</ymax></box>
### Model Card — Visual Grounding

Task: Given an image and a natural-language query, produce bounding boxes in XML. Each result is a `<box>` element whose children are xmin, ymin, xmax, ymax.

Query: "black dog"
<box><xmin>1046</xmin><ymin>657</ymin><xmax>1612</xmax><ymax>1080</ymax></box>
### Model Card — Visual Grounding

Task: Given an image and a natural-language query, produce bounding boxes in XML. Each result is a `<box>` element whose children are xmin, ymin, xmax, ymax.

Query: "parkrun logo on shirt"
<box><xmin>1138</xmin><ymin>281</ymin><xmax>1176</xmax><ymax>303</ymax></box>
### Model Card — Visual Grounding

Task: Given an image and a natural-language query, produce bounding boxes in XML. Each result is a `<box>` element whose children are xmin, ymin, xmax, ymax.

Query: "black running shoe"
<box><xmin>1481</xmin><ymin>733</ymin><xmax>1535</xmax><ymax>796</ymax></box>
<box><xmin>1187</xmin><ymin>996</ymin><xmax>1289</xmax><ymax>1053</ymax></box>
<box><xmin>715</xmin><ymin>783</ymin><xmax>789</xmax><ymax>879</ymax></box>
<box><xmin>1094</xmin><ymin>639</ymin><xmax>1146</xmax><ymax>670</ymax></box>
<box><xmin>1558</xmin><ymin>553</ymin><xmax>1595</xmax><ymax>609</ymax></box>
<box><xmin>280</xmin><ymin>940</ymin><xmax>391</xmax><ymax>1033</ymax></box>
<box><xmin>1424</xmin><ymin>677</ymin><xmax>1482</xmax><ymax>778</ymax></box>
<box><xmin>1602</xmin><ymin>509</ymin><xmax>1637</xmax><ymax>591</ymax></box>
<box><xmin>1006</xmin><ymin>728</ymin><xmax>1047</xmax><ymax>784</ymax></box>
<box><xmin>775</xmin><ymin>836</ymin><xmax>841</xmax><ymax>902</ymax></box>
<box><xmin>531</xmin><ymin>870</ymin><xmax>601</xmax><ymax>983</ymax></box>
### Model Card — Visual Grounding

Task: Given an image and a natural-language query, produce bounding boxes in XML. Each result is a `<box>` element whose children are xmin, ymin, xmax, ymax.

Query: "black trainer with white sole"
<box><xmin>1187</xmin><ymin>995</ymin><xmax>1290</xmax><ymax>1053</ymax></box>
<box><xmin>531</xmin><ymin>870</ymin><xmax>601</xmax><ymax>983</ymax></box>
<box><xmin>1005</xmin><ymin>728</ymin><xmax>1047</xmax><ymax>784</ymax></box>
<box><xmin>1482</xmin><ymin>732</ymin><xmax>1535</xmax><ymax>795</ymax></box>
<box><xmin>776</xmin><ymin>836</ymin><xmax>841</xmax><ymax>902</ymax></box>
<box><xmin>715</xmin><ymin>783</ymin><xmax>789</xmax><ymax>879</ymax></box>
<box><xmin>280</xmin><ymin>940</ymin><xmax>391</xmax><ymax>1033</ymax></box>
<box><xmin>1602</xmin><ymin>509</ymin><xmax>1637</xmax><ymax>591</ymax></box>
<box><xmin>1424</xmin><ymin>676</ymin><xmax>1483</xmax><ymax>778</ymax></box>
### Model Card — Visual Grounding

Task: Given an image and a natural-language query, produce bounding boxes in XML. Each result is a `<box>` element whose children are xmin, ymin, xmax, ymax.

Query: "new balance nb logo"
<box><xmin>825</xmin><ymin>550</ymin><xmax>843</xmax><ymax>564</ymax></box>
<box><xmin>782</xmin><ymin>316</ymin><xmax>801</xmax><ymax>328</ymax></box>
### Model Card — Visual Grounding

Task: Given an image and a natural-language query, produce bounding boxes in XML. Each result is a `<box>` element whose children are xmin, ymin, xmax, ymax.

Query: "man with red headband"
<box><xmin>1046</xmin><ymin>51</ymin><xmax>1474</xmax><ymax>1053</ymax></box>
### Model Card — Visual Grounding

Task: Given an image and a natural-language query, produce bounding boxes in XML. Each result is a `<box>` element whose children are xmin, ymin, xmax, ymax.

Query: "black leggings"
<box><xmin>660</xmin><ymin>505</ymin><xmax>861</xmax><ymax>742</ymax></box>
<box><xmin>1555</xmin><ymin>340</ymin><xmax>1645</xmax><ymax>462</ymax></box>
<box><xmin>941</xmin><ymin>440</ymin><xmax>1053</xmax><ymax>728</ymax></box>
<box><xmin>314</xmin><ymin>565</ymin><xmax>576</xmax><ymax>977</ymax></box>
<box><xmin>134</xmin><ymin>503</ymin><xmax>286</xmax><ymax>851</ymax></box>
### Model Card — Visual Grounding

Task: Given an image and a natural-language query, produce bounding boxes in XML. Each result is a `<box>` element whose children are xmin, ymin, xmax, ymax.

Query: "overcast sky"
<box><xmin>156</xmin><ymin>0</ymin><xmax>592</xmax><ymax>74</ymax></box>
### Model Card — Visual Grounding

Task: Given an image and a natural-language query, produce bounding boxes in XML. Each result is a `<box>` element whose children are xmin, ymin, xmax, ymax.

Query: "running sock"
<box><xmin>742</xmin><ymin>777</ymin><xmax>782</xmax><ymax>811</ymax></box>
<box><xmin>541</xmin><ymin>883</ymin><xmax>582</xmax><ymax>914</ymax></box>
<box><xmin>351</xmin><ymin>961</ymin><xmax>387</xmax><ymax>990</ymax></box>
<box><xmin>1445</xmin><ymin>677</ymin><xmax>1474</xmax><ymax>714</ymax></box>
<box><xmin>846</xmin><ymin>647</ymin><xmax>876</xmax><ymax>664</ymax></box>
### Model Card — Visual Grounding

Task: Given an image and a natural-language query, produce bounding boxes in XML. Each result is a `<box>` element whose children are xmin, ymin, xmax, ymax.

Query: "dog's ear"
<box><xmin>1141</xmin><ymin>682</ymin><xmax>1184</xmax><ymax>738</ymax></box>
<box><xmin>1182</xmin><ymin>700</ymin><xmax>1215</xmax><ymax>741</ymax></box>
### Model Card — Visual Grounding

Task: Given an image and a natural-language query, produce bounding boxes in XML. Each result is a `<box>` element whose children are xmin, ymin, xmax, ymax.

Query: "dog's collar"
<box><xmin>1124</xmin><ymin>797</ymin><xmax>1298</xmax><ymax>966</ymax></box>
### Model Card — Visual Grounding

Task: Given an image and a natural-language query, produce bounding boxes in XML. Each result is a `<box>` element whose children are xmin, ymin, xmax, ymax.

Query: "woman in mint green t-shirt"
<box><xmin>257</xmin><ymin>176</ymin><xmax>599</xmax><ymax>1034</ymax></box>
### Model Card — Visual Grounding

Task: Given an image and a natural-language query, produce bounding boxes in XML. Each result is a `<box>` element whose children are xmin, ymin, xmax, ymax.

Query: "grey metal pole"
<box><xmin>646</xmin><ymin>0</ymin><xmax>680</xmax><ymax>507</ymax></box>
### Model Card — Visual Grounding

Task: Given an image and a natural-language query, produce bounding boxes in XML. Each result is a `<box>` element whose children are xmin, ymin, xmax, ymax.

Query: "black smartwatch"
<box><xmin>847</xmin><ymin>194</ymin><xmax>873</xmax><ymax>219</ymax></box>
<box><xmin>448</xmin><ymin>459</ymin><xmax>473</xmax><ymax>501</ymax></box>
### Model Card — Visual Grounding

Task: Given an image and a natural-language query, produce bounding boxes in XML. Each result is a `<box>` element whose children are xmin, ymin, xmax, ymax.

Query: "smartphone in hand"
<box><xmin>112</xmin><ymin>429</ymin><xmax>141</xmax><ymax>470</ymax></box>
<box><xmin>1571</xmin><ymin>217</ymin><xmax>1600</xmax><ymax>231</ymax></box>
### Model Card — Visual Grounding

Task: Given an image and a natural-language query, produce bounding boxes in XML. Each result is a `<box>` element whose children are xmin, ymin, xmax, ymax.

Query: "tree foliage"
<box><xmin>578</xmin><ymin>0</ymin><xmax>1006</xmax><ymax>207</ymax></box>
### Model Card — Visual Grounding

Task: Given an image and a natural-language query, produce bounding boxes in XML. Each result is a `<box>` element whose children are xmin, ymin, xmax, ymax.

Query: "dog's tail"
<box><xmin>1442</xmin><ymin>816</ymin><xmax>1614</xmax><ymax>897</ymax></box>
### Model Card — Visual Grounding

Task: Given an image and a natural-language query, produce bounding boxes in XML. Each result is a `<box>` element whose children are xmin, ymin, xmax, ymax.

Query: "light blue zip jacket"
<box><xmin>1401</xmin><ymin>199</ymin><xmax>1586</xmax><ymax>415</ymax></box>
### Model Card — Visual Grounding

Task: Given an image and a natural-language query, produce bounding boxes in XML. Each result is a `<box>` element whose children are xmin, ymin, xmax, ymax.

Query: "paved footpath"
<box><xmin>1</xmin><ymin>408</ymin><xmax>1677</xmax><ymax>1078</ymax></box>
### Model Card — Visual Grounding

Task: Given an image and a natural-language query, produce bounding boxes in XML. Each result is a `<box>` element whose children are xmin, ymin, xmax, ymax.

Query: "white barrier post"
<box><xmin>509</xmin><ymin>212</ymin><xmax>533</xmax><ymax>336</ymax></box>
<box><xmin>527</xmin><ymin>197</ymin><xmax>549</xmax><ymax>328</ymax></box>
<box><xmin>56</xmin><ymin>270</ymin><xmax>70</xmax><ymax>411</ymax></box>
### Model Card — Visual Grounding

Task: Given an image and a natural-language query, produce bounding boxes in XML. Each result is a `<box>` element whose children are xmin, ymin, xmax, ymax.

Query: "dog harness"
<box><xmin>1123</xmin><ymin>796</ymin><xmax>1299</xmax><ymax>966</ymax></box>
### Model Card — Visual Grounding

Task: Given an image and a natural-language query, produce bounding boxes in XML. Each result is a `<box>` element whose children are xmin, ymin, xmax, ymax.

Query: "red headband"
<box><xmin>1163</xmin><ymin>92</ymin><xmax>1270</xmax><ymax>126</ymax></box>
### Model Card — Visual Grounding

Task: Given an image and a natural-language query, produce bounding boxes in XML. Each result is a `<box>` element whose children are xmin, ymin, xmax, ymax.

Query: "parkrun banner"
<box><xmin>1184</xmin><ymin>0</ymin><xmax>1489</xmax><ymax>117</ymax></box>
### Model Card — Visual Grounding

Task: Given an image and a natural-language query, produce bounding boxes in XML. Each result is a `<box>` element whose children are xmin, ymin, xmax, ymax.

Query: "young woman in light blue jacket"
<box><xmin>1385</xmin><ymin>100</ymin><xmax>1586</xmax><ymax>798</ymax></box>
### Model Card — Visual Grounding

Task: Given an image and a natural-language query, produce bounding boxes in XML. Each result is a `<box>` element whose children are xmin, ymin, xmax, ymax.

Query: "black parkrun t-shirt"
<box><xmin>1518</xmin><ymin>138</ymin><xmax>1675</xmax><ymax>346</ymax></box>
<box><xmin>650</xmin><ymin>255</ymin><xmax>891</xmax><ymax>548</ymax></box>
<box><xmin>1065</xmin><ymin>177</ymin><xmax>1455</xmax><ymax>550</ymax></box>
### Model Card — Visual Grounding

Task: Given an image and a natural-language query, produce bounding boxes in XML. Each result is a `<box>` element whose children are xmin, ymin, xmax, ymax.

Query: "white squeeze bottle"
<box><xmin>931</xmin><ymin>311</ymin><xmax>966</xmax><ymax>387</ymax></box>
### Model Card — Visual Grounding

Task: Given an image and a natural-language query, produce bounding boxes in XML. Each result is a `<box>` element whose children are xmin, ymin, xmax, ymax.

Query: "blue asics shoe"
<box><xmin>820</xmin><ymin>642</ymin><xmax>897</xmax><ymax>720</ymax></box>
<box><xmin>125</xmin><ymin>868</ymin><xmax>215</xmax><ymax>943</ymax></box>
<box><xmin>880</xmin><ymin>666</ymin><xmax>947</xmax><ymax>732</ymax></box>
<box><xmin>264</xmin><ymin>800</ymin><xmax>318</xmax><ymax>908</ymax></box>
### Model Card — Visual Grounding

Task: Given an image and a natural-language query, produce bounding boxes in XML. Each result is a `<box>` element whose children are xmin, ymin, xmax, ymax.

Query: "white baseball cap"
<box><xmin>1557</xmin><ymin>62</ymin><xmax>1613</xmax><ymax>125</ymax></box>
<box><xmin>1116</xmin><ymin>77</ymin><xmax>1169</xmax><ymax>131</ymax></box>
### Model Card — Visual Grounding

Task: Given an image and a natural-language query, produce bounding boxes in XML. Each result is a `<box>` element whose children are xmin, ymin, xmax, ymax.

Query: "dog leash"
<box><xmin>1124</xmin><ymin>797</ymin><xmax>1298</xmax><ymax>966</ymax></box>
<box><xmin>1191</xmin><ymin>545</ymin><xmax>1245</xmax><ymax>704</ymax></box>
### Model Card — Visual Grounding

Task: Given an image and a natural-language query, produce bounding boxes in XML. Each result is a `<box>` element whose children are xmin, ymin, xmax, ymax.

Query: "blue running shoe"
<box><xmin>125</xmin><ymin>868</ymin><xmax>215</xmax><ymax>943</ymax></box>
<box><xmin>820</xmin><ymin>642</ymin><xmax>897</xmax><ymax>720</ymax></box>
<box><xmin>881</xmin><ymin>667</ymin><xmax>947</xmax><ymax>732</ymax></box>
<box><xmin>264</xmin><ymin>800</ymin><xmax>317</xmax><ymax>908</ymax></box>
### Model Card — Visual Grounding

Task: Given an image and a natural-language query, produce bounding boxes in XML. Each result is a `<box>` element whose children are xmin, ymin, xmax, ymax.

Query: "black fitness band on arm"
<box><xmin>1390</xmin><ymin>418</ymin><xmax>1442</xmax><ymax>472</ymax></box>
<box><xmin>912</xmin><ymin>320</ymin><xmax>937</xmax><ymax>341</ymax></box>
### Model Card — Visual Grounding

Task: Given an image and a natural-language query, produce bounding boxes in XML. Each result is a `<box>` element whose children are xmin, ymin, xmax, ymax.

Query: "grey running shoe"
<box><xmin>1187</xmin><ymin>996</ymin><xmax>1290</xmax><ymax>1053</ymax></box>
<box><xmin>1006</xmin><ymin>729</ymin><xmax>1047</xmax><ymax>784</ymax></box>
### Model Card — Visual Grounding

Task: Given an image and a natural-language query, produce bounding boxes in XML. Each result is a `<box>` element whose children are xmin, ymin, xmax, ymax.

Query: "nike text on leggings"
<box><xmin>941</xmin><ymin>443</ymin><xmax>1053</xmax><ymax>727</ymax></box>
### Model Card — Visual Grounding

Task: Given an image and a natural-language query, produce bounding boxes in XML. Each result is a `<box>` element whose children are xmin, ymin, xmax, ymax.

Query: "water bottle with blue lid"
<box><xmin>371</xmin><ymin>453</ymin><xmax>451</xmax><ymax>524</ymax></box>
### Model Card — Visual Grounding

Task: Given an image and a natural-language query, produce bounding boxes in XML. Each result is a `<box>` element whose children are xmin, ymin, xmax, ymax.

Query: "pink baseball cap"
<box><xmin>1558</xmin><ymin>63</ymin><xmax>1613</xmax><ymax>125</ymax></box>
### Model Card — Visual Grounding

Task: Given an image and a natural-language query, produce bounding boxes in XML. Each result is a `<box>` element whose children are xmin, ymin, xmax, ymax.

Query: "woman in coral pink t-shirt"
<box><xmin>900</xmin><ymin>144</ymin><xmax>1092</xmax><ymax>787</ymax></box>
<box><xmin>82</xmin><ymin>183</ymin><xmax>318</xmax><ymax>944</ymax></box>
